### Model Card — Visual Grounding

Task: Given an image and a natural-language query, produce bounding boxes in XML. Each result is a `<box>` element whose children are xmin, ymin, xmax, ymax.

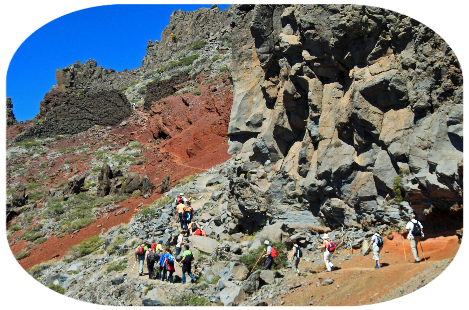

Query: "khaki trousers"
<box><xmin>410</xmin><ymin>235</ymin><xmax>421</xmax><ymax>262</ymax></box>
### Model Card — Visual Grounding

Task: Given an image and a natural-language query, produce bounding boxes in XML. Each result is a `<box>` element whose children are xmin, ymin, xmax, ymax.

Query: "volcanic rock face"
<box><xmin>16</xmin><ymin>90</ymin><xmax>132</xmax><ymax>141</ymax></box>
<box><xmin>142</xmin><ymin>6</ymin><xmax>233</xmax><ymax>70</ymax></box>
<box><xmin>227</xmin><ymin>4</ymin><xmax>463</xmax><ymax>233</ymax></box>
<box><xmin>0</xmin><ymin>97</ymin><xmax>18</xmax><ymax>131</ymax></box>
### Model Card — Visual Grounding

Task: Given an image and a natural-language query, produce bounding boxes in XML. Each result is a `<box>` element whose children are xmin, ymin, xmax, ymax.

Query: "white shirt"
<box><xmin>406</xmin><ymin>219</ymin><xmax>423</xmax><ymax>239</ymax></box>
<box><xmin>176</xmin><ymin>234</ymin><xmax>184</xmax><ymax>248</ymax></box>
<box><xmin>371</xmin><ymin>233</ymin><xmax>380</xmax><ymax>248</ymax></box>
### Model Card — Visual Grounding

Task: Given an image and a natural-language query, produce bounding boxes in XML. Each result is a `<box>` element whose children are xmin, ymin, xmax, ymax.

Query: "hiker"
<box><xmin>192</xmin><ymin>226</ymin><xmax>206</xmax><ymax>236</ymax></box>
<box><xmin>289</xmin><ymin>242</ymin><xmax>302</xmax><ymax>276</ymax></box>
<box><xmin>188</xmin><ymin>221</ymin><xmax>200</xmax><ymax>235</ymax></box>
<box><xmin>135</xmin><ymin>241</ymin><xmax>149</xmax><ymax>276</ymax></box>
<box><xmin>262</xmin><ymin>240</ymin><xmax>273</xmax><ymax>270</ymax></box>
<box><xmin>174</xmin><ymin>230</ymin><xmax>188</xmax><ymax>257</ymax></box>
<box><xmin>179</xmin><ymin>244</ymin><xmax>196</xmax><ymax>284</ymax></box>
<box><xmin>174</xmin><ymin>193</ymin><xmax>189</xmax><ymax>208</ymax></box>
<box><xmin>176</xmin><ymin>200</ymin><xmax>186</xmax><ymax>230</ymax></box>
<box><xmin>145</xmin><ymin>245</ymin><xmax>158</xmax><ymax>279</ymax></box>
<box><xmin>182</xmin><ymin>202</ymin><xmax>194</xmax><ymax>230</ymax></box>
<box><xmin>318</xmin><ymin>234</ymin><xmax>335</xmax><ymax>272</ymax></box>
<box><xmin>160</xmin><ymin>248</ymin><xmax>176</xmax><ymax>283</ymax></box>
<box><xmin>402</xmin><ymin>213</ymin><xmax>424</xmax><ymax>263</ymax></box>
<box><xmin>367</xmin><ymin>230</ymin><xmax>383</xmax><ymax>269</ymax></box>
<box><xmin>130</xmin><ymin>102</ymin><xmax>136</xmax><ymax>110</ymax></box>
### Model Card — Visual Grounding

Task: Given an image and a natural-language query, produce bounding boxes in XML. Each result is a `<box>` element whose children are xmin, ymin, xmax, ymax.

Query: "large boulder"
<box><xmin>188</xmin><ymin>235</ymin><xmax>220</xmax><ymax>254</ymax></box>
<box><xmin>97</xmin><ymin>164</ymin><xmax>113</xmax><ymax>197</ymax></box>
<box><xmin>218</xmin><ymin>261</ymin><xmax>249</xmax><ymax>281</ymax></box>
<box><xmin>63</xmin><ymin>174</ymin><xmax>86</xmax><ymax>198</ymax></box>
<box><xmin>219</xmin><ymin>286</ymin><xmax>246</xmax><ymax>306</ymax></box>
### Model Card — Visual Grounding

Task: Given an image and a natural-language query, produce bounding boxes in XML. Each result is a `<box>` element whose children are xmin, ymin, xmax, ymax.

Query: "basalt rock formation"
<box><xmin>0</xmin><ymin>97</ymin><xmax>18</xmax><ymax>131</ymax></box>
<box><xmin>226</xmin><ymin>4</ymin><xmax>463</xmax><ymax>234</ymax></box>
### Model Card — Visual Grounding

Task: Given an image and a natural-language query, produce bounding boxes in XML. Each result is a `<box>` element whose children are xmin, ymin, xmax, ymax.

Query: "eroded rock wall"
<box><xmin>0</xmin><ymin>97</ymin><xmax>18</xmax><ymax>131</ymax></box>
<box><xmin>227</xmin><ymin>4</ymin><xmax>463</xmax><ymax>234</ymax></box>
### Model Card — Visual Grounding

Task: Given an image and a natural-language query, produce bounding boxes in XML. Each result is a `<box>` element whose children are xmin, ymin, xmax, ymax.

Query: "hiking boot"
<box><xmin>375</xmin><ymin>265</ymin><xmax>381</xmax><ymax>269</ymax></box>
<box><xmin>414</xmin><ymin>260</ymin><xmax>420</xmax><ymax>264</ymax></box>
<box><xmin>139</xmin><ymin>273</ymin><xmax>143</xmax><ymax>276</ymax></box>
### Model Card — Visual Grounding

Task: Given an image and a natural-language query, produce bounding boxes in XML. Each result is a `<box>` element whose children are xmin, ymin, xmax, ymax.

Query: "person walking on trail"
<box><xmin>182</xmin><ymin>202</ymin><xmax>194</xmax><ymax>230</ymax></box>
<box><xmin>179</xmin><ymin>244</ymin><xmax>197</xmax><ymax>284</ymax></box>
<box><xmin>176</xmin><ymin>200</ymin><xmax>186</xmax><ymax>230</ymax></box>
<box><xmin>145</xmin><ymin>245</ymin><xmax>158</xmax><ymax>279</ymax></box>
<box><xmin>174</xmin><ymin>193</ymin><xmax>190</xmax><ymax>209</ymax></box>
<box><xmin>174</xmin><ymin>231</ymin><xmax>187</xmax><ymax>257</ymax></box>
<box><xmin>402</xmin><ymin>214</ymin><xmax>424</xmax><ymax>263</ymax></box>
<box><xmin>263</xmin><ymin>240</ymin><xmax>273</xmax><ymax>270</ymax></box>
<box><xmin>318</xmin><ymin>234</ymin><xmax>335</xmax><ymax>272</ymax></box>
<box><xmin>135</xmin><ymin>241</ymin><xmax>149</xmax><ymax>276</ymax></box>
<box><xmin>289</xmin><ymin>242</ymin><xmax>302</xmax><ymax>276</ymax></box>
<box><xmin>367</xmin><ymin>230</ymin><xmax>383</xmax><ymax>269</ymax></box>
<box><xmin>188</xmin><ymin>221</ymin><xmax>200</xmax><ymax>235</ymax></box>
<box><xmin>161</xmin><ymin>248</ymin><xmax>176</xmax><ymax>283</ymax></box>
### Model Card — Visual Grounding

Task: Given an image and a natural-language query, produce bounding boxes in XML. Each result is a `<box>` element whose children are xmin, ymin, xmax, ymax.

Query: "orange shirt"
<box><xmin>323</xmin><ymin>240</ymin><xmax>330</xmax><ymax>250</ymax></box>
<box><xmin>177</xmin><ymin>203</ymin><xmax>186</xmax><ymax>214</ymax></box>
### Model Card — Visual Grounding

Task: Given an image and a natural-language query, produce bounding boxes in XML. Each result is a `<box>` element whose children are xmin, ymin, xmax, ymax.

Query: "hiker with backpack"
<box><xmin>262</xmin><ymin>240</ymin><xmax>277</xmax><ymax>270</ymax></box>
<box><xmin>402</xmin><ymin>214</ymin><xmax>424</xmax><ymax>263</ymax></box>
<box><xmin>289</xmin><ymin>242</ymin><xmax>302</xmax><ymax>276</ymax></box>
<box><xmin>182</xmin><ymin>202</ymin><xmax>194</xmax><ymax>230</ymax></box>
<box><xmin>145</xmin><ymin>245</ymin><xmax>158</xmax><ymax>279</ymax></box>
<box><xmin>176</xmin><ymin>200</ymin><xmax>186</xmax><ymax>230</ymax></box>
<box><xmin>135</xmin><ymin>241</ymin><xmax>149</xmax><ymax>276</ymax></box>
<box><xmin>318</xmin><ymin>234</ymin><xmax>335</xmax><ymax>272</ymax></box>
<box><xmin>366</xmin><ymin>230</ymin><xmax>383</xmax><ymax>269</ymax></box>
<box><xmin>174</xmin><ymin>230</ymin><xmax>188</xmax><ymax>257</ymax></box>
<box><xmin>160</xmin><ymin>248</ymin><xmax>176</xmax><ymax>283</ymax></box>
<box><xmin>179</xmin><ymin>244</ymin><xmax>197</xmax><ymax>284</ymax></box>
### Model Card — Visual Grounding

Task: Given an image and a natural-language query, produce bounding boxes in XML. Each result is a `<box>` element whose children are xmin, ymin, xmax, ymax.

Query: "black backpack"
<box><xmin>172</xmin><ymin>235</ymin><xmax>179</xmax><ymax>246</ymax></box>
<box><xmin>191</xmin><ymin>223</ymin><xmax>198</xmax><ymax>231</ymax></box>
<box><xmin>147</xmin><ymin>250</ymin><xmax>156</xmax><ymax>263</ymax></box>
<box><xmin>411</xmin><ymin>220</ymin><xmax>422</xmax><ymax>236</ymax></box>
<box><xmin>184</xmin><ymin>252</ymin><xmax>193</xmax><ymax>263</ymax></box>
<box><xmin>296</xmin><ymin>247</ymin><xmax>302</xmax><ymax>258</ymax></box>
<box><xmin>376</xmin><ymin>234</ymin><xmax>383</xmax><ymax>247</ymax></box>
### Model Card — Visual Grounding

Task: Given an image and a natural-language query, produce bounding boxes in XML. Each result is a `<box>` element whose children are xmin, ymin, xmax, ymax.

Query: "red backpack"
<box><xmin>327</xmin><ymin>240</ymin><xmax>336</xmax><ymax>252</ymax></box>
<box><xmin>136</xmin><ymin>246</ymin><xmax>145</xmax><ymax>255</ymax></box>
<box><xmin>270</xmin><ymin>247</ymin><xmax>278</xmax><ymax>258</ymax></box>
<box><xmin>193</xmin><ymin>228</ymin><xmax>202</xmax><ymax>235</ymax></box>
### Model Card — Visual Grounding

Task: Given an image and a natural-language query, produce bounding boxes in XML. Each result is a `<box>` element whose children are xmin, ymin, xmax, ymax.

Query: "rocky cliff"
<box><xmin>226</xmin><ymin>4</ymin><xmax>463</xmax><ymax>234</ymax></box>
<box><xmin>0</xmin><ymin>97</ymin><xmax>18</xmax><ymax>131</ymax></box>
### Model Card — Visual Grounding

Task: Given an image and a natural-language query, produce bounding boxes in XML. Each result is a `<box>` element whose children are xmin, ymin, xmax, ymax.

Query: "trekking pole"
<box><xmin>419</xmin><ymin>241</ymin><xmax>426</xmax><ymax>262</ymax></box>
<box><xmin>251</xmin><ymin>249</ymin><xmax>266</xmax><ymax>272</ymax></box>
<box><xmin>130</xmin><ymin>260</ymin><xmax>137</xmax><ymax>274</ymax></box>
<box><xmin>402</xmin><ymin>236</ymin><xmax>407</xmax><ymax>261</ymax></box>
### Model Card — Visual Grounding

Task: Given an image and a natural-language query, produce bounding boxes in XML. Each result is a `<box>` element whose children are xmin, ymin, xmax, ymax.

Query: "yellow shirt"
<box><xmin>177</xmin><ymin>203</ymin><xmax>186</xmax><ymax>214</ymax></box>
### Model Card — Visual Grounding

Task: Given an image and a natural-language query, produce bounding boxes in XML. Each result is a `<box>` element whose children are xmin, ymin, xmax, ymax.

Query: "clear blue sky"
<box><xmin>6</xmin><ymin>4</ymin><xmax>230</xmax><ymax>122</ymax></box>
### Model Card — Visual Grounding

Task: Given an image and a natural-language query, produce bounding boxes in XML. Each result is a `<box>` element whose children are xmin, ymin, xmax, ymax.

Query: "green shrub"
<box><xmin>28</xmin><ymin>191</ymin><xmax>43</xmax><ymax>202</ymax></box>
<box><xmin>131</xmin><ymin>190</ymin><xmax>141</xmax><ymax>198</ymax></box>
<box><xmin>219</xmin><ymin>67</ymin><xmax>229</xmax><ymax>73</ymax></box>
<box><xmin>34</xmin><ymin>237</ymin><xmax>48</xmax><ymax>245</ymax></box>
<box><xmin>106</xmin><ymin>259</ymin><xmax>128</xmax><ymax>273</ymax></box>
<box><xmin>15</xmin><ymin>251</ymin><xmax>31</xmax><ymax>260</ymax></box>
<box><xmin>393</xmin><ymin>175</ymin><xmax>403</xmax><ymax>204</ymax></box>
<box><xmin>137</xmin><ymin>86</ymin><xmax>146</xmax><ymax>95</ymax></box>
<box><xmin>120</xmin><ymin>87</ymin><xmax>129</xmax><ymax>92</ymax></box>
<box><xmin>43</xmin><ymin>199</ymin><xmax>65</xmax><ymax>218</ymax></box>
<box><xmin>31</xmin><ymin>224</ymin><xmax>43</xmax><ymax>232</ymax></box>
<box><xmin>189</xmin><ymin>40</ymin><xmax>206</xmax><ymax>50</ymax></box>
<box><xmin>176</xmin><ymin>174</ymin><xmax>197</xmax><ymax>188</ymax></box>
<box><xmin>171</xmin><ymin>294</ymin><xmax>211</xmax><ymax>306</ymax></box>
<box><xmin>67</xmin><ymin>236</ymin><xmax>102</xmax><ymax>260</ymax></box>
<box><xmin>9</xmin><ymin>225</ymin><xmax>21</xmax><ymax>233</ymax></box>
<box><xmin>129</xmin><ymin>79</ymin><xmax>141</xmax><ymax>87</ymax></box>
<box><xmin>46</xmin><ymin>283</ymin><xmax>65</xmax><ymax>295</ymax></box>
<box><xmin>122</xmin><ymin>183</ymin><xmax>127</xmax><ymax>193</ymax></box>
<box><xmin>240</xmin><ymin>242</ymin><xmax>288</xmax><ymax>272</ymax></box>
<box><xmin>17</xmin><ymin>139</ymin><xmax>41</xmax><ymax>149</ymax></box>
<box><xmin>192</xmin><ymin>91</ymin><xmax>202</xmax><ymax>96</ymax></box>
<box><xmin>212</xmin><ymin>55</ymin><xmax>220</xmax><ymax>62</ymax></box>
<box><xmin>210</xmin><ymin>275</ymin><xmax>220</xmax><ymax>284</ymax></box>
<box><xmin>107</xmin><ymin>236</ymin><xmax>126</xmax><ymax>255</ymax></box>
<box><xmin>180</xmin><ymin>54</ymin><xmax>199</xmax><ymax>66</ymax></box>
<box><xmin>20</xmin><ymin>230</ymin><xmax>43</xmax><ymax>242</ymax></box>
<box><xmin>25</xmin><ymin>182</ymin><xmax>40</xmax><ymax>191</ymax></box>
<box><xmin>138</xmin><ymin>207</ymin><xmax>156</xmax><ymax>218</ymax></box>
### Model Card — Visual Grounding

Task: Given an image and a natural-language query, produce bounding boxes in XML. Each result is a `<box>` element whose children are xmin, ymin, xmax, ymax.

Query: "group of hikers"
<box><xmin>135</xmin><ymin>194</ymin><xmax>426</xmax><ymax>281</ymax></box>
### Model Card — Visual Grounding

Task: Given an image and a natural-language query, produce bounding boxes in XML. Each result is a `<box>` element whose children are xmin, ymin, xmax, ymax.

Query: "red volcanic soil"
<box><xmin>278</xmin><ymin>232</ymin><xmax>461</xmax><ymax>306</ymax></box>
<box><xmin>7</xmin><ymin>72</ymin><xmax>233</xmax><ymax>270</ymax></box>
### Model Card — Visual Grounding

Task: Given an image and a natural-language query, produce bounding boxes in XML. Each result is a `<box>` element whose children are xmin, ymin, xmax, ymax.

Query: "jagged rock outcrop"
<box><xmin>0</xmin><ymin>97</ymin><xmax>18</xmax><ymax>131</ymax></box>
<box><xmin>15</xmin><ymin>90</ymin><xmax>132</xmax><ymax>141</ymax></box>
<box><xmin>142</xmin><ymin>6</ymin><xmax>233</xmax><ymax>70</ymax></box>
<box><xmin>226</xmin><ymin>4</ymin><xmax>463</xmax><ymax>234</ymax></box>
<box><xmin>143</xmin><ymin>71</ymin><xmax>189</xmax><ymax>111</ymax></box>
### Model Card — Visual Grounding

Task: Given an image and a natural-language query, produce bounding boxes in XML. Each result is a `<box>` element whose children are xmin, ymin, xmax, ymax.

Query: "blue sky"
<box><xmin>6</xmin><ymin>4</ymin><xmax>230</xmax><ymax>122</ymax></box>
